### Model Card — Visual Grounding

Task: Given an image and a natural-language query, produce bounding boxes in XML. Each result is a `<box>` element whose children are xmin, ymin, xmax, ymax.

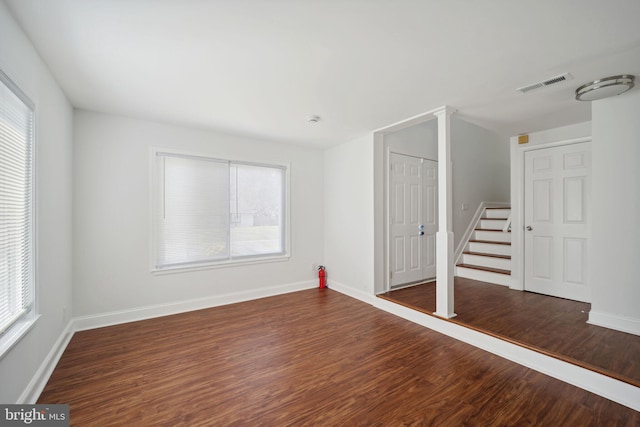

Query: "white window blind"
<box><xmin>0</xmin><ymin>69</ymin><xmax>34</xmax><ymax>336</ymax></box>
<box><xmin>155</xmin><ymin>152</ymin><xmax>286</xmax><ymax>270</ymax></box>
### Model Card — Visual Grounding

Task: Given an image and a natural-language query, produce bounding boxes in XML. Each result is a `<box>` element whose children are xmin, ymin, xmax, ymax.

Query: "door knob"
<box><xmin>526</xmin><ymin>225</ymin><xmax>533</xmax><ymax>231</ymax></box>
<box><xmin>419</xmin><ymin>231</ymin><xmax>425</xmax><ymax>236</ymax></box>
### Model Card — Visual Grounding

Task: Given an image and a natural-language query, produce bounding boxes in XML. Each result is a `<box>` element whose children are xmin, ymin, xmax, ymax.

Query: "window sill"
<box><xmin>151</xmin><ymin>254</ymin><xmax>290</xmax><ymax>275</ymax></box>
<box><xmin>0</xmin><ymin>313</ymin><xmax>40</xmax><ymax>361</ymax></box>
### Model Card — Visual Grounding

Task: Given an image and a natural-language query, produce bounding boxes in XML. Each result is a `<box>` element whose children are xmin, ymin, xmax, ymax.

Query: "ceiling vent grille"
<box><xmin>517</xmin><ymin>73</ymin><xmax>573</xmax><ymax>94</ymax></box>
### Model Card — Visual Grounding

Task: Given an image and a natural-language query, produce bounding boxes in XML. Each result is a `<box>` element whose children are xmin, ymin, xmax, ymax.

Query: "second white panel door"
<box><xmin>389</xmin><ymin>153</ymin><xmax>437</xmax><ymax>288</ymax></box>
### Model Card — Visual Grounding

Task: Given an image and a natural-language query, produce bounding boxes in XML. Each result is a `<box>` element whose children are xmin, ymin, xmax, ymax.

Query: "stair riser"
<box><xmin>456</xmin><ymin>266</ymin><xmax>511</xmax><ymax>286</ymax></box>
<box><xmin>484</xmin><ymin>209</ymin><xmax>511</xmax><ymax>219</ymax></box>
<box><xmin>479</xmin><ymin>219</ymin><xmax>507</xmax><ymax>230</ymax></box>
<box><xmin>462</xmin><ymin>254</ymin><xmax>511</xmax><ymax>270</ymax></box>
<box><xmin>474</xmin><ymin>230</ymin><xmax>511</xmax><ymax>243</ymax></box>
<box><xmin>468</xmin><ymin>242</ymin><xmax>511</xmax><ymax>256</ymax></box>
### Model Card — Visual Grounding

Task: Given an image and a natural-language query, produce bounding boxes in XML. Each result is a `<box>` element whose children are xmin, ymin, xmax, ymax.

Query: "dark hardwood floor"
<box><xmin>380</xmin><ymin>277</ymin><xmax>640</xmax><ymax>387</ymax></box>
<box><xmin>38</xmin><ymin>289</ymin><xmax>638</xmax><ymax>425</ymax></box>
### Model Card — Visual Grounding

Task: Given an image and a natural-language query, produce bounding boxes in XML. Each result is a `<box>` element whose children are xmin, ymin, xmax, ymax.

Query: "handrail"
<box><xmin>502</xmin><ymin>214</ymin><xmax>512</xmax><ymax>232</ymax></box>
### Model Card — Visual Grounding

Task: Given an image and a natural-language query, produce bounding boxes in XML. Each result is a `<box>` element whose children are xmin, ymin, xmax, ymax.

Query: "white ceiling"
<box><xmin>6</xmin><ymin>0</ymin><xmax>640</xmax><ymax>147</ymax></box>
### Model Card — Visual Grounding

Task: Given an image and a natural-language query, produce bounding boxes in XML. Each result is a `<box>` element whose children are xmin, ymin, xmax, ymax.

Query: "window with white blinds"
<box><xmin>154</xmin><ymin>151</ymin><xmax>287</xmax><ymax>270</ymax></box>
<box><xmin>0</xmin><ymin>69</ymin><xmax>34</xmax><ymax>337</ymax></box>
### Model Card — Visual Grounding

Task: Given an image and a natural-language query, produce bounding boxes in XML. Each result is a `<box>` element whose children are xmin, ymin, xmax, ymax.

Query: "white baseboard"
<box><xmin>330</xmin><ymin>281</ymin><xmax>640</xmax><ymax>412</ymax></box>
<box><xmin>327</xmin><ymin>280</ymin><xmax>377</xmax><ymax>305</ymax></box>
<box><xmin>18</xmin><ymin>320</ymin><xmax>75</xmax><ymax>404</ymax></box>
<box><xmin>588</xmin><ymin>310</ymin><xmax>640</xmax><ymax>337</ymax></box>
<box><xmin>74</xmin><ymin>280</ymin><xmax>317</xmax><ymax>331</ymax></box>
<box><xmin>20</xmin><ymin>280</ymin><xmax>316</xmax><ymax>403</ymax></box>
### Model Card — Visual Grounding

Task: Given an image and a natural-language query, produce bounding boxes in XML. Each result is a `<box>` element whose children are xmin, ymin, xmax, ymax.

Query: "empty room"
<box><xmin>1</xmin><ymin>0</ymin><xmax>639</xmax><ymax>425</ymax></box>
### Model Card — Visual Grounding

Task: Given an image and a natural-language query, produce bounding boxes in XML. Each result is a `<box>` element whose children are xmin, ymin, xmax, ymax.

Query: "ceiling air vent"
<box><xmin>517</xmin><ymin>73</ymin><xmax>573</xmax><ymax>94</ymax></box>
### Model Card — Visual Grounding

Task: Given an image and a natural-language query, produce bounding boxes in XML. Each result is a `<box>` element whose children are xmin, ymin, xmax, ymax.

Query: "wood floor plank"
<box><xmin>38</xmin><ymin>289</ymin><xmax>638</xmax><ymax>425</ymax></box>
<box><xmin>381</xmin><ymin>277</ymin><xmax>640</xmax><ymax>388</ymax></box>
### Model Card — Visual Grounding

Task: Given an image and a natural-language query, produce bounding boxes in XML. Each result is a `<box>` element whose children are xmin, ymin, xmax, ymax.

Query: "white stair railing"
<box><xmin>502</xmin><ymin>213</ymin><xmax>512</xmax><ymax>232</ymax></box>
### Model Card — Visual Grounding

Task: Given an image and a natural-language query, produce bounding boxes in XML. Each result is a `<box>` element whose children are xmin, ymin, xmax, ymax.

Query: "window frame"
<box><xmin>0</xmin><ymin>67</ymin><xmax>39</xmax><ymax>360</ymax></box>
<box><xmin>150</xmin><ymin>147</ymin><xmax>291</xmax><ymax>274</ymax></box>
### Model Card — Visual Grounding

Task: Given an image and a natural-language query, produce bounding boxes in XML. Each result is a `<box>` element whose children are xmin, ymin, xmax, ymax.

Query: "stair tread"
<box><xmin>480</xmin><ymin>218</ymin><xmax>509</xmax><ymax>221</ymax></box>
<box><xmin>475</xmin><ymin>228</ymin><xmax>509</xmax><ymax>232</ymax></box>
<box><xmin>463</xmin><ymin>251</ymin><xmax>511</xmax><ymax>260</ymax></box>
<box><xmin>469</xmin><ymin>240</ymin><xmax>511</xmax><ymax>246</ymax></box>
<box><xmin>485</xmin><ymin>207</ymin><xmax>511</xmax><ymax>210</ymax></box>
<box><xmin>456</xmin><ymin>263</ymin><xmax>511</xmax><ymax>275</ymax></box>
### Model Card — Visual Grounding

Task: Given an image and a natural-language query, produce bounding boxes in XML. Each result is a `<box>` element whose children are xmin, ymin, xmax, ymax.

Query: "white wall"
<box><xmin>384</xmin><ymin>119</ymin><xmax>438</xmax><ymax>160</ymax></box>
<box><xmin>590</xmin><ymin>89</ymin><xmax>640</xmax><ymax>335</ymax></box>
<box><xmin>450</xmin><ymin>118</ymin><xmax>510</xmax><ymax>248</ymax></box>
<box><xmin>323</xmin><ymin>134</ymin><xmax>375</xmax><ymax>297</ymax></box>
<box><xmin>0</xmin><ymin>2</ymin><xmax>74</xmax><ymax>403</ymax></box>
<box><xmin>73</xmin><ymin>111</ymin><xmax>324</xmax><ymax>320</ymax></box>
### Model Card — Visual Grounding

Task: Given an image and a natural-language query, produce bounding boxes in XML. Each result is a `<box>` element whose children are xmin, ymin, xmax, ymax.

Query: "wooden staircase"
<box><xmin>456</xmin><ymin>207</ymin><xmax>511</xmax><ymax>286</ymax></box>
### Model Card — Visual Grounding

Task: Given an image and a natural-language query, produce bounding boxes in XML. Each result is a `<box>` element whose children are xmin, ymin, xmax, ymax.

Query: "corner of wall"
<box><xmin>323</xmin><ymin>134</ymin><xmax>376</xmax><ymax>296</ymax></box>
<box><xmin>0</xmin><ymin>3</ymin><xmax>74</xmax><ymax>403</ymax></box>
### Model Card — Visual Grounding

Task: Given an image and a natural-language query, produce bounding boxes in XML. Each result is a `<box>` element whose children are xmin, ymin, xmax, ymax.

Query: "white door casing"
<box><xmin>422</xmin><ymin>159</ymin><xmax>438</xmax><ymax>280</ymax></box>
<box><xmin>389</xmin><ymin>153</ymin><xmax>437</xmax><ymax>288</ymax></box>
<box><xmin>524</xmin><ymin>142</ymin><xmax>591</xmax><ymax>302</ymax></box>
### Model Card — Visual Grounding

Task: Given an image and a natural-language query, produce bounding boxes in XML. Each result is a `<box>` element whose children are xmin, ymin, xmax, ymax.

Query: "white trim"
<box><xmin>151</xmin><ymin>254</ymin><xmax>291</xmax><ymax>275</ymax></box>
<box><xmin>383</xmin><ymin>145</ymin><xmax>391</xmax><ymax>293</ymax></box>
<box><xmin>74</xmin><ymin>280</ymin><xmax>315</xmax><ymax>331</ymax></box>
<box><xmin>373</xmin><ymin>105</ymin><xmax>451</xmax><ymax>135</ymax></box>
<box><xmin>0</xmin><ymin>314</ymin><xmax>39</xmax><ymax>361</ymax></box>
<box><xmin>329</xmin><ymin>284</ymin><xmax>640</xmax><ymax>412</ymax></box>
<box><xmin>18</xmin><ymin>319</ymin><xmax>74</xmax><ymax>404</ymax></box>
<box><xmin>326</xmin><ymin>280</ymin><xmax>377</xmax><ymax>305</ymax></box>
<box><xmin>434</xmin><ymin>107</ymin><xmax>456</xmax><ymax>319</ymax></box>
<box><xmin>588</xmin><ymin>311</ymin><xmax>640</xmax><ymax>337</ymax></box>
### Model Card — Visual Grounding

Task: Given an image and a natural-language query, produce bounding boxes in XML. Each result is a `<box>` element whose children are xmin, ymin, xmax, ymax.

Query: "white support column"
<box><xmin>434</xmin><ymin>106</ymin><xmax>456</xmax><ymax>319</ymax></box>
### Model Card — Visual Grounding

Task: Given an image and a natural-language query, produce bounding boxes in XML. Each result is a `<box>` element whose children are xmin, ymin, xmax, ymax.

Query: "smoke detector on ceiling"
<box><xmin>516</xmin><ymin>73</ymin><xmax>573</xmax><ymax>94</ymax></box>
<box><xmin>306</xmin><ymin>115</ymin><xmax>321</xmax><ymax>124</ymax></box>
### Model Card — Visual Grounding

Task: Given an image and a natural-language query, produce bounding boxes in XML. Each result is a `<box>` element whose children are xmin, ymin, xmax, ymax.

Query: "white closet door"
<box><xmin>524</xmin><ymin>142</ymin><xmax>591</xmax><ymax>302</ymax></box>
<box><xmin>389</xmin><ymin>153</ymin><xmax>437</xmax><ymax>288</ymax></box>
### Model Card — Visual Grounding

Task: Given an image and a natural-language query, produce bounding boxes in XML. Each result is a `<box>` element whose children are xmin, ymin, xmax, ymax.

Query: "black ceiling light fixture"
<box><xmin>575</xmin><ymin>75</ymin><xmax>635</xmax><ymax>101</ymax></box>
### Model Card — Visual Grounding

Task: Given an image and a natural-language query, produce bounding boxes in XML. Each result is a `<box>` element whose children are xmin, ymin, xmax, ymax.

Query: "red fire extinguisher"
<box><xmin>318</xmin><ymin>265</ymin><xmax>327</xmax><ymax>289</ymax></box>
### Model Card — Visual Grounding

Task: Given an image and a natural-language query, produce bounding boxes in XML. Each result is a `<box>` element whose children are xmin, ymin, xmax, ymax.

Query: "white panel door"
<box><xmin>389</xmin><ymin>153</ymin><xmax>437</xmax><ymax>288</ymax></box>
<box><xmin>524</xmin><ymin>142</ymin><xmax>591</xmax><ymax>302</ymax></box>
